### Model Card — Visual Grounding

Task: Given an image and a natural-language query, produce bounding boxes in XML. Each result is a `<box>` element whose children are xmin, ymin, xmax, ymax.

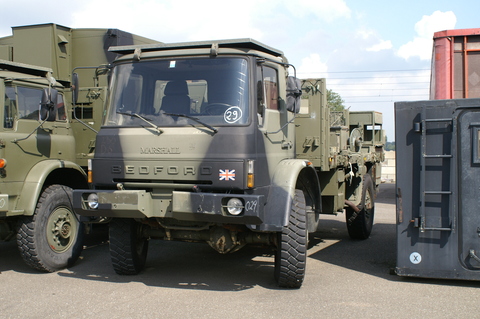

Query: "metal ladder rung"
<box><xmin>424</xmin><ymin>191</ymin><xmax>452</xmax><ymax>195</ymax></box>
<box><xmin>418</xmin><ymin>110</ymin><xmax>454</xmax><ymax>232</ymax></box>
<box><xmin>424</xmin><ymin>118</ymin><xmax>453</xmax><ymax>123</ymax></box>
<box><xmin>421</xmin><ymin>226</ymin><xmax>453</xmax><ymax>231</ymax></box>
<box><xmin>424</xmin><ymin>154</ymin><xmax>452</xmax><ymax>158</ymax></box>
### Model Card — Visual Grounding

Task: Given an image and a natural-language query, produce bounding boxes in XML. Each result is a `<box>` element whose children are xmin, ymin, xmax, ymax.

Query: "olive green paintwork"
<box><xmin>73</xmin><ymin>39</ymin><xmax>385</xmax><ymax>231</ymax></box>
<box><xmin>0</xmin><ymin>24</ymin><xmax>160</xmax><ymax>231</ymax></box>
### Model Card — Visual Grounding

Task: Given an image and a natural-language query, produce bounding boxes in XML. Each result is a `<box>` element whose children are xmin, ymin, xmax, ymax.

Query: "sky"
<box><xmin>1</xmin><ymin>0</ymin><xmax>479</xmax><ymax>141</ymax></box>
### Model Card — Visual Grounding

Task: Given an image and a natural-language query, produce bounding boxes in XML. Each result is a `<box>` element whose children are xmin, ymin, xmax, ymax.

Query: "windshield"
<box><xmin>106</xmin><ymin>57</ymin><xmax>249</xmax><ymax>127</ymax></box>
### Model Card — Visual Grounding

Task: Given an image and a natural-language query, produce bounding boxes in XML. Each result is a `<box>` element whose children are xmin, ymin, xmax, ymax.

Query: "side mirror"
<box><xmin>286</xmin><ymin>76</ymin><xmax>302</xmax><ymax>113</ymax></box>
<box><xmin>40</xmin><ymin>88</ymin><xmax>58</xmax><ymax>122</ymax></box>
<box><xmin>72</xmin><ymin>72</ymin><xmax>79</xmax><ymax>105</ymax></box>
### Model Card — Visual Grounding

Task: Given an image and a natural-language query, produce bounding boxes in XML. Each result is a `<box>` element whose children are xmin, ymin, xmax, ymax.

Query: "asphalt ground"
<box><xmin>1</xmin><ymin>183</ymin><xmax>480</xmax><ymax>318</ymax></box>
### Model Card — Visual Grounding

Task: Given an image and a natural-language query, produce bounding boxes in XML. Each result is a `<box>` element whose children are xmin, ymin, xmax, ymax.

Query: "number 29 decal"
<box><xmin>224</xmin><ymin>106</ymin><xmax>243</xmax><ymax>124</ymax></box>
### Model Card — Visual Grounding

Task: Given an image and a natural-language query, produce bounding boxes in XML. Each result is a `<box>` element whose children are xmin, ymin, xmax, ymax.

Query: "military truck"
<box><xmin>72</xmin><ymin>39</ymin><xmax>384</xmax><ymax>288</ymax></box>
<box><xmin>0</xmin><ymin>23</ymin><xmax>159</xmax><ymax>272</ymax></box>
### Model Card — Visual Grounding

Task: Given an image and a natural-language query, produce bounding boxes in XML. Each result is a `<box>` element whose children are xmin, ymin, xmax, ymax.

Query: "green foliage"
<box><xmin>327</xmin><ymin>89</ymin><xmax>345</xmax><ymax>111</ymax></box>
<box><xmin>385</xmin><ymin>141</ymin><xmax>395</xmax><ymax>151</ymax></box>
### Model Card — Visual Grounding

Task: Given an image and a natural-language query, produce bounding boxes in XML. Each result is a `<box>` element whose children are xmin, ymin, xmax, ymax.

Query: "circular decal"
<box><xmin>409</xmin><ymin>252</ymin><xmax>422</xmax><ymax>264</ymax></box>
<box><xmin>224</xmin><ymin>106</ymin><xmax>243</xmax><ymax>124</ymax></box>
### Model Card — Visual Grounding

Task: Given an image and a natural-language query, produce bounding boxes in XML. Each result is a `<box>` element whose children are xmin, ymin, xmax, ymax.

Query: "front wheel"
<box><xmin>109</xmin><ymin>218</ymin><xmax>149</xmax><ymax>275</ymax></box>
<box><xmin>274</xmin><ymin>189</ymin><xmax>307</xmax><ymax>288</ymax></box>
<box><xmin>16</xmin><ymin>185</ymin><xmax>85</xmax><ymax>272</ymax></box>
<box><xmin>346</xmin><ymin>173</ymin><xmax>375</xmax><ymax>240</ymax></box>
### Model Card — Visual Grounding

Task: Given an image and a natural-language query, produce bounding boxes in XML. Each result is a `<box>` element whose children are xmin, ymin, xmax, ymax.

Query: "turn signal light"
<box><xmin>88</xmin><ymin>171</ymin><xmax>93</xmax><ymax>184</ymax></box>
<box><xmin>247</xmin><ymin>173</ymin><xmax>254</xmax><ymax>188</ymax></box>
<box><xmin>87</xmin><ymin>159</ymin><xmax>93</xmax><ymax>184</ymax></box>
<box><xmin>0</xmin><ymin>158</ymin><xmax>6</xmax><ymax>169</ymax></box>
<box><xmin>247</xmin><ymin>160</ymin><xmax>254</xmax><ymax>188</ymax></box>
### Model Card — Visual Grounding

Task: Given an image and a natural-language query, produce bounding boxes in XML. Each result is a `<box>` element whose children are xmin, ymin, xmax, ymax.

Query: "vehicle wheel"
<box><xmin>274</xmin><ymin>189</ymin><xmax>307</xmax><ymax>288</ymax></box>
<box><xmin>346</xmin><ymin>173</ymin><xmax>375</xmax><ymax>240</ymax></box>
<box><xmin>109</xmin><ymin>218</ymin><xmax>149</xmax><ymax>275</ymax></box>
<box><xmin>16</xmin><ymin>185</ymin><xmax>85</xmax><ymax>272</ymax></box>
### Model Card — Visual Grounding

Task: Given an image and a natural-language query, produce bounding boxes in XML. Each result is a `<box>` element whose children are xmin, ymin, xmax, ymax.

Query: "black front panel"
<box><xmin>93</xmin><ymin>158</ymin><xmax>246</xmax><ymax>189</ymax></box>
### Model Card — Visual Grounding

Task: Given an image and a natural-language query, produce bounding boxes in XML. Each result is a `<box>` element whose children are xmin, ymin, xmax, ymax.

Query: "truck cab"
<box><xmin>73</xmin><ymin>39</ymin><xmax>384</xmax><ymax>288</ymax></box>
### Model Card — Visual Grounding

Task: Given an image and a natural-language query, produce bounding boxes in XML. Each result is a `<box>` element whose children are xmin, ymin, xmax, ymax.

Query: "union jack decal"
<box><xmin>219</xmin><ymin>169</ymin><xmax>236</xmax><ymax>181</ymax></box>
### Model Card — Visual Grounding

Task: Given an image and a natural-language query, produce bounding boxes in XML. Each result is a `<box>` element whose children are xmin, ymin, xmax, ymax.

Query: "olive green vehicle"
<box><xmin>0</xmin><ymin>24</ymin><xmax>159</xmax><ymax>272</ymax></box>
<box><xmin>73</xmin><ymin>39</ymin><xmax>384</xmax><ymax>288</ymax></box>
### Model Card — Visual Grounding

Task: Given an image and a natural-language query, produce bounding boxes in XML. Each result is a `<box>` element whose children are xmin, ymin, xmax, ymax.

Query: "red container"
<box><xmin>430</xmin><ymin>28</ymin><xmax>480</xmax><ymax>99</ymax></box>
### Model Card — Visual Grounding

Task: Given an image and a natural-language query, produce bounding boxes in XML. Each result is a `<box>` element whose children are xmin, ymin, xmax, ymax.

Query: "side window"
<box><xmin>57</xmin><ymin>94</ymin><xmax>66</xmax><ymax>121</ymax></box>
<box><xmin>4</xmin><ymin>85</ymin><xmax>66</xmax><ymax>127</ymax></box>
<box><xmin>257</xmin><ymin>65</ymin><xmax>279</xmax><ymax>126</ymax></box>
<box><xmin>17</xmin><ymin>86</ymin><xmax>43</xmax><ymax>120</ymax></box>
<box><xmin>263</xmin><ymin>66</ymin><xmax>279</xmax><ymax>110</ymax></box>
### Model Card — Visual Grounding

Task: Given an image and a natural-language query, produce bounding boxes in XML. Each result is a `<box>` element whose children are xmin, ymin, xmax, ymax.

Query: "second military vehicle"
<box><xmin>0</xmin><ymin>23</ymin><xmax>159</xmax><ymax>272</ymax></box>
<box><xmin>73</xmin><ymin>39</ymin><xmax>384</xmax><ymax>288</ymax></box>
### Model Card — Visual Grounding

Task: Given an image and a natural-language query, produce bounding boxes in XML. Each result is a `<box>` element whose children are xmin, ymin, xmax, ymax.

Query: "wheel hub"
<box><xmin>47</xmin><ymin>207</ymin><xmax>77</xmax><ymax>252</ymax></box>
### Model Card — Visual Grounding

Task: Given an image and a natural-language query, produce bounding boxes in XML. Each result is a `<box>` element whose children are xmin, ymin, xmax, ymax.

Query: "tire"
<box><xmin>346</xmin><ymin>173</ymin><xmax>375</xmax><ymax>240</ymax></box>
<box><xmin>109</xmin><ymin>218</ymin><xmax>149</xmax><ymax>275</ymax></box>
<box><xmin>16</xmin><ymin>185</ymin><xmax>85</xmax><ymax>272</ymax></box>
<box><xmin>274</xmin><ymin>189</ymin><xmax>307</xmax><ymax>288</ymax></box>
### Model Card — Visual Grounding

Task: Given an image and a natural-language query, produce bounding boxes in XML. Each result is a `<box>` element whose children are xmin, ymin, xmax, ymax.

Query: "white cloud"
<box><xmin>367</xmin><ymin>40</ymin><xmax>393</xmax><ymax>52</ymax></box>
<box><xmin>70</xmin><ymin>0</ymin><xmax>267</xmax><ymax>42</ymax></box>
<box><xmin>397</xmin><ymin>11</ymin><xmax>457</xmax><ymax>61</ymax></box>
<box><xmin>284</xmin><ymin>0</ymin><xmax>351</xmax><ymax>22</ymax></box>
<box><xmin>297</xmin><ymin>53</ymin><xmax>328</xmax><ymax>78</ymax></box>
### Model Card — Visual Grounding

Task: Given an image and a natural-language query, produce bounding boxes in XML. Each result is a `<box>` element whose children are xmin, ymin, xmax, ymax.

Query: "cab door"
<box><xmin>4</xmin><ymin>84</ymin><xmax>74</xmax><ymax>181</ymax></box>
<box><xmin>256</xmin><ymin>64</ymin><xmax>293</xmax><ymax>185</ymax></box>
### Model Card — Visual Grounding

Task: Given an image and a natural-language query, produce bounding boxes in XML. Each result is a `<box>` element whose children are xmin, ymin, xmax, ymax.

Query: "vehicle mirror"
<box><xmin>72</xmin><ymin>72</ymin><xmax>79</xmax><ymax>104</ymax></box>
<box><xmin>286</xmin><ymin>76</ymin><xmax>302</xmax><ymax>113</ymax></box>
<box><xmin>40</xmin><ymin>88</ymin><xmax>57</xmax><ymax>122</ymax></box>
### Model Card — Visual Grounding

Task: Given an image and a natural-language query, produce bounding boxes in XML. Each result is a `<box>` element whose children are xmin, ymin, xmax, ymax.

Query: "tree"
<box><xmin>327</xmin><ymin>89</ymin><xmax>346</xmax><ymax>111</ymax></box>
<box><xmin>385</xmin><ymin>141</ymin><xmax>395</xmax><ymax>151</ymax></box>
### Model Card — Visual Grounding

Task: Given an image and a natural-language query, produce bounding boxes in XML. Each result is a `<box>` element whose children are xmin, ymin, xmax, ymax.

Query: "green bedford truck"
<box><xmin>73</xmin><ymin>39</ymin><xmax>384</xmax><ymax>288</ymax></box>
<box><xmin>0</xmin><ymin>23</ymin><xmax>159</xmax><ymax>272</ymax></box>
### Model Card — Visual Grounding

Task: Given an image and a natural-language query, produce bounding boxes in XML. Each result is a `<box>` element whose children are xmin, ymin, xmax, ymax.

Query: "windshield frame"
<box><xmin>104</xmin><ymin>55</ymin><xmax>252</xmax><ymax>128</ymax></box>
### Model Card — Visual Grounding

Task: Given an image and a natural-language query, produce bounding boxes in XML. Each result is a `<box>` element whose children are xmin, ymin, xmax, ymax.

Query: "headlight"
<box><xmin>226</xmin><ymin>198</ymin><xmax>243</xmax><ymax>216</ymax></box>
<box><xmin>87</xmin><ymin>193</ymin><xmax>99</xmax><ymax>209</ymax></box>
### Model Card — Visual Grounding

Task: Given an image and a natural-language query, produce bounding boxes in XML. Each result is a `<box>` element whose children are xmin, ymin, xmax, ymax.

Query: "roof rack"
<box><xmin>109</xmin><ymin>38</ymin><xmax>284</xmax><ymax>58</ymax></box>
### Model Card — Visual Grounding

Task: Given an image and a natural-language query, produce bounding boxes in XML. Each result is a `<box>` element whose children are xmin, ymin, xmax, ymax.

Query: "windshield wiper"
<box><xmin>116</xmin><ymin>111</ymin><xmax>163</xmax><ymax>134</ymax></box>
<box><xmin>164</xmin><ymin>113</ymin><xmax>218</xmax><ymax>134</ymax></box>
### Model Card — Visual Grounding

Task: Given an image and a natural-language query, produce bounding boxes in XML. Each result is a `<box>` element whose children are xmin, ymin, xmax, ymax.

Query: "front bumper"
<box><xmin>73</xmin><ymin>189</ymin><xmax>264</xmax><ymax>225</ymax></box>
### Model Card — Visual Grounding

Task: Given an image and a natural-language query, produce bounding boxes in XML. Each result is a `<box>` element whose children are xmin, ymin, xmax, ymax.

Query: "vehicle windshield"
<box><xmin>106</xmin><ymin>57</ymin><xmax>249</xmax><ymax>127</ymax></box>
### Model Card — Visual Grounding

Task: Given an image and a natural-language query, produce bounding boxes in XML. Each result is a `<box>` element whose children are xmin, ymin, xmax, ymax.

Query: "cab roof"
<box><xmin>109</xmin><ymin>38</ymin><xmax>284</xmax><ymax>58</ymax></box>
<box><xmin>0</xmin><ymin>59</ymin><xmax>53</xmax><ymax>77</ymax></box>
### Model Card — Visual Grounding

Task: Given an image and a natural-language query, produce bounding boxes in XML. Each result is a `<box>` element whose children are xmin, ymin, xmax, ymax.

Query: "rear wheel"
<box><xmin>109</xmin><ymin>218</ymin><xmax>149</xmax><ymax>275</ymax></box>
<box><xmin>274</xmin><ymin>189</ymin><xmax>307</xmax><ymax>288</ymax></box>
<box><xmin>17</xmin><ymin>185</ymin><xmax>84</xmax><ymax>272</ymax></box>
<box><xmin>346</xmin><ymin>173</ymin><xmax>375</xmax><ymax>240</ymax></box>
